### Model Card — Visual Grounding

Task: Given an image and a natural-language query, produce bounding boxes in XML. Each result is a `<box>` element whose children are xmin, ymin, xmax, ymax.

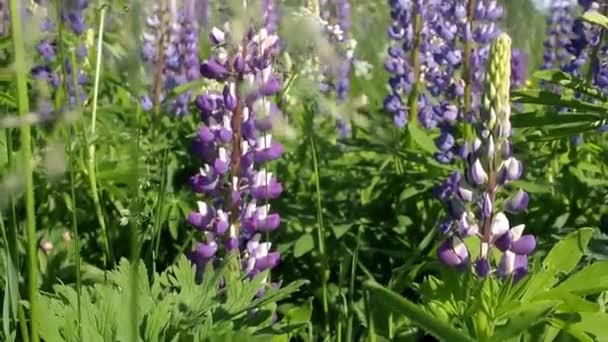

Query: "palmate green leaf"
<box><xmin>279</xmin><ymin>297</ymin><xmax>314</xmax><ymax>325</ymax></box>
<box><xmin>511</xmin><ymin>112</ymin><xmax>602</xmax><ymax>128</ymax></box>
<box><xmin>542</xmin><ymin>228</ymin><xmax>594</xmax><ymax>274</ymax></box>
<box><xmin>363</xmin><ymin>280</ymin><xmax>475</xmax><ymax>342</ymax></box>
<box><xmin>510</xmin><ymin>180</ymin><xmax>552</xmax><ymax>194</ymax></box>
<box><xmin>582</xmin><ymin>10</ymin><xmax>608</xmax><ymax>29</ymax></box>
<box><xmin>533</xmin><ymin>122</ymin><xmax>606</xmax><ymax>140</ymax></box>
<box><xmin>247</xmin><ymin>280</ymin><xmax>309</xmax><ymax>312</ymax></box>
<box><xmin>554</xmin><ymin>261</ymin><xmax>608</xmax><ymax>296</ymax></box>
<box><xmin>408</xmin><ymin>124</ymin><xmax>437</xmax><ymax>154</ymax></box>
<box><xmin>532</xmin><ymin>69</ymin><xmax>608</xmax><ymax>101</ymax></box>
<box><xmin>144</xmin><ymin>299</ymin><xmax>173</xmax><ymax>342</ymax></box>
<box><xmin>512</xmin><ymin>89</ymin><xmax>608</xmax><ymax>112</ymax></box>
<box><xmin>550</xmin><ymin>312</ymin><xmax>608</xmax><ymax>341</ymax></box>
<box><xmin>548</xmin><ymin>316</ymin><xmax>595</xmax><ymax>342</ymax></box>
<box><xmin>492</xmin><ymin>300</ymin><xmax>561</xmax><ymax>341</ymax></box>
<box><xmin>0</xmin><ymin>92</ymin><xmax>16</xmax><ymax>109</ymax></box>
<box><xmin>532</xmin><ymin>289</ymin><xmax>600</xmax><ymax>313</ymax></box>
<box><xmin>398</xmin><ymin>181</ymin><xmax>434</xmax><ymax>202</ymax></box>
<box><xmin>293</xmin><ymin>233</ymin><xmax>315</xmax><ymax>257</ymax></box>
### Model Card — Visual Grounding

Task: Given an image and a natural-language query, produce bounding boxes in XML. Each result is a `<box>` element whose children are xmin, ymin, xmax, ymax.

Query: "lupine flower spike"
<box><xmin>319</xmin><ymin>0</ymin><xmax>355</xmax><ymax>137</ymax></box>
<box><xmin>437</xmin><ymin>34</ymin><xmax>535</xmax><ymax>281</ymax></box>
<box><xmin>189</xmin><ymin>1</ymin><xmax>283</xmax><ymax>283</ymax></box>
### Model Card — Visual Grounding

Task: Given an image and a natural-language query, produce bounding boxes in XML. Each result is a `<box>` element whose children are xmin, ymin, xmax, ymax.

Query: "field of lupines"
<box><xmin>1</xmin><ymin>0</ymin><xmax>608</xmax><ymax>341</ymax></box>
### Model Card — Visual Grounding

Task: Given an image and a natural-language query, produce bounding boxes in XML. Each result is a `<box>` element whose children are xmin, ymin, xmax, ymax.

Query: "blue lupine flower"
<box><xmin>319</xmin><ymin>0</ymin><xmax>354</xmax><ymax>137</ymax></box>
<box><xmin>436</xmin><ymin>34</ymin><xmax>535</xmax><ymax>280</ymax></box>
<box><xmin>188</xmin><ymin>1</ymin><xmax>284</xmax><ymax>280</ymax></box>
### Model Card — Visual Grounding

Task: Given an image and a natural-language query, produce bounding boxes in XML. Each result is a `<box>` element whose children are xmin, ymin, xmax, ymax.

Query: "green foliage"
<box><xmin>38</xmin><ymin>256</ymin><xmax>307</xmax><ymax>341</ymax></box>
<box><xmin>363</xmin><ymin>228</ymin><xmax>608</xmax><ymax>341</ymax></box>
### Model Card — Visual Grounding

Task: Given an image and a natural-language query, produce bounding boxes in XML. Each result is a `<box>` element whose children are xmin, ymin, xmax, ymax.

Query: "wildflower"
<box><xmin>188</xmin><ymin>1</ymin><xmax>283</xmax><ymax>280</ymax></box>
<box><xmin>142</xmin><ymin>0</ymin><xmax>200</xmax><ymax>116</ymax></box>
<box><xmin>435</xmin><ymin>34</ymin><xmax>535</xmax><ymax>280</ymax></box>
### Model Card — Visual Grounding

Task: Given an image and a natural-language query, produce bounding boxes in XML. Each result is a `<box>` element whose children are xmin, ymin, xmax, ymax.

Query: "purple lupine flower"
<box><xmin>61</xmin><ymin>0</ymin><xmax>89</xmax><ymax>35</ymax></box>
<box><xmin>141</xmin><ymin>0</ymin><xmax>199</xmax><ymax>116</ymax></box>
<box><xmin>188</xmin><ymin>2</ymin><xmax>284</xmax><ymax>281</ymax></box>
<box><xmin>435</xmin><ymin>34</ymin><xmax>535</xmax><ymax>281</ymax></box>
<box><xmin>510</xmin><ymin>48</ymin><xmax>527</xmax><ymax>89</ymax></box>
<box><xmin>385</xmin><ymin>1</ymin><xmax>505</xmax><ymax>164</ymax></box>
<box><xmin>30</xmin><ymin>0</ymin><xmax>90</xmax><ymax>118</ymax></box>
<box><xmin>542</xmin><ymin>0</ymin><xmax>575</xmax><ymax>70</ymax></box>
<box><xmin>318</xmin><ymin>0</ymin><xmax>355</xmax><ymax>137</ymax></box>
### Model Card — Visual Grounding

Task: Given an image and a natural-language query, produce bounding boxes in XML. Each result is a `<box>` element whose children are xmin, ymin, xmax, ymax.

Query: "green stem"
<box><xmin>151</xmin><ymin>147</ymin><xmax>169</xmax><ymax>275</ymax></box>
<box><xmin>345</xmin><ymin>229</ymin><xmax>361</xmax><ymax>342</ymax></box>
<box><xmin>66</xmin><ymin>125</ymin><xmax>82</xmax><ymax>340</ymax></box>
<box><xmin>309</xmin><ymin>135</ymin><xmax>330</xmax><ymax>336</ymax></box>
<box><xmin>365</xmin><ymin>290</ymin><xmax>376</xmax><ymax>342</ymax></box>
<box><xmin>407</xmin><ymin>8</ymin><xmax>422</xmax><ymax>128</ymax></box>
<box><xmin>128</xmin><ymin>104</ymin><xmax>142</xmax><ymax>342</ymax></box>
<box><xmin>89</xmin><ymin>2</ymin><xmax>113</xmax><ymax>267</ymax></box>
<box><xmin>9</xmin><ymin>0</ymin><xmax>38</xmax><ymax>339</ymax></box>
<box><xmin>64</xmin><ymin>51</ymin><xmax>83</xmax><ymax>334</ymax></box>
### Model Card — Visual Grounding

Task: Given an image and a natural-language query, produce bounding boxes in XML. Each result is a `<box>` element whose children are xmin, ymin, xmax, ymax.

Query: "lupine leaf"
<box><xmin>492</xmin><ymin>300</ymin><xmax>561</xmax><ymax>341</ymax></box>
<box><xmin>279</xmin><ymin>297</ymin><xmax>314</xmax><ymax>324</ymax></box>
<box><xmin>512</xmin><ymin>90</ymin><xmax>608</xmax><ymax>112</ymax></box>
<box><xmin>510</xmin><ymin>180</ymin><xmax>551</xmax><ymax>194</ymax></box>
<box><xmin>548</xmin><ymin>317</ymin><xmax>595</xmax><ymax>342</ymax></box>
<box><xmin>542</xmin><ymin>228</ymin><xmax>594</xmax><ymax>274</ymax></box>
<box><xmin>248</xmin><ymin>280</ymin><xmax>308</xmax><ymax>311</ymax></box>
<box><xmin>532</xmin><ymin>69</ymin><xmax>608</xmax><ymax>101</ymax></box>
<box><xmin>554</xmin><ymin>261</ymin><xmax>608</xmax><ymax>296</ymax></box>
<box><xmin>511</xmin><ymin>112</ymin><xmax>602</xmax><ymax>128</ymax></box>
<box><xmin>293</xmin><ymin>233</ymin><xmax>315</xmax><ymax>257</ymax></box>
<box><xmin>532</xmin><ymin>289</ymin><xmax>600</xmax><ymax>312</ymax></box>
<box><xmin>582</xmin><ymin>10</ymin><xmax>608</xmax><ymax>29</ymax></box>
<box><xmin>364</xmin><ymin>280</ymin><xmax>474</xmax><ymax>342</ymax></box>
<box><xmin>408</xmin><ymin>124</ymin><xmax>437</xmax><ymax>154</ymax></box>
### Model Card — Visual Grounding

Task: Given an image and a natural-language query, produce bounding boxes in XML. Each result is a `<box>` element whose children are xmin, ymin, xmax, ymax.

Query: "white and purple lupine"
<box><xmin>319</xmin><ymin>0</ymin><xmax>355</xmax><ymax>137</ymax></box>
<box><xmin>436</xmin><ymin>34</ymin><xmax>536</xmax><ymax>281</ymax></box>
<box><xmin>141</xmin><ymin>0</ymin><xmax>199</xmax><ymax>116</ymax></box>
<box><xmin>384</xmin><ymin>1</ymin><xmax>519</xmax><ymax>165</ymax></box>
<box><xmin>542</xmin><ymin>0</ymin><xmax>608</xmax><ymax>136</ymax></box>
<box><xmin>188</xmin><ymin>2</ymin><xmax>284</xmax><ymax>280</ymax></box>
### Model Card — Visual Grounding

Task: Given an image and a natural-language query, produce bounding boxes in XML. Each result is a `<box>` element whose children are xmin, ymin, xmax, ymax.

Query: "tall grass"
<box><xmin>9</xmin><ymin>0</ymin><xmax>39</xmax><ymax>339</ymax></box>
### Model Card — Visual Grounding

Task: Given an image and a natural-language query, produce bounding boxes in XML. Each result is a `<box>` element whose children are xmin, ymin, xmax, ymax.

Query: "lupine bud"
<box><xmin>437</xmin><ymin>238</ymin><xmax>469</xmax><ymax>268</ymax></box>
<box><xmin>475</xmin><ymin>258</ymin><xmax>490</xmax><ymax>277</ymax></box>
<box><xmin>502</xmin><ymin>157</ymin><xmax>523</xmax><ymax>181</ymax></box>
<box><xmin>470</xmin><ymin>159</ymin><xmax>488</xmax><ymax>185</ymax></box>
<box><xmin>490</xmin><ymin>212</ymin><xmax>510</xmax><ymax>237</ymax></box>
<box><xmin>482</xmin><ymin>33</ymin><xmax>511</xmax><ymax>136</ymax></box>
<box><xmin>504</xmin><ymin>189</ymin><xmax>529</xmax><ymax>212</ymax></box>
<box><xmin>482</xmin><ymin>192</ymin><xmax>493</xmax><ymax>219</ymax></box>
